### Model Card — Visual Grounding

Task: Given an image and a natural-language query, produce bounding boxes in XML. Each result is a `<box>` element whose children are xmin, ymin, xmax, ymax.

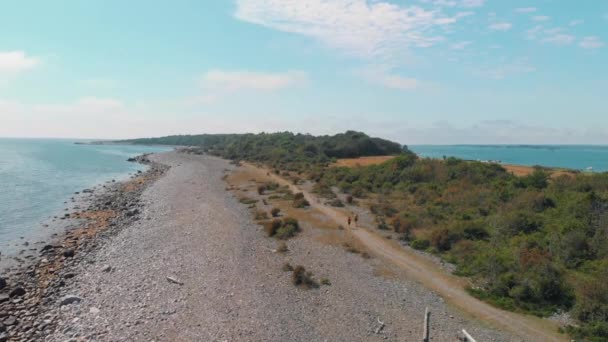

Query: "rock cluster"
<box><xmin>0</xmin><ymin>156</ymin><xmax>168</xmax><ymax>341</ymax></box>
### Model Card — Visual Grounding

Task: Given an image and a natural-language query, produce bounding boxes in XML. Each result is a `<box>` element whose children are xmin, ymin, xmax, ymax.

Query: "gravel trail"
<box><xmin>47</xmin><ymin>152</ymin><xmax>522</xmax><ymax>341</ymax></box>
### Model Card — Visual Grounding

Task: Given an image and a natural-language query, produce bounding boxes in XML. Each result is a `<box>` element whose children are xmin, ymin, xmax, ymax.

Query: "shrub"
<box><xmin>327</xmin><ymin>199</ymin><xmax>344</xmax><ymax>207</ymax></box>
<box><xmin>257</xmin><ymin>185</ymin><xmax>266</xmax><ymax>195</ymax></box>
<box><xmin>264</xmin><ymin>219</ymin><xmax>283</xmax><ymax>237</ymax></box>
<box><xmin>293</xmin><ymin>197</ymin><xmax>310</xmax><ymax>208</ymax></box>
<box><xmin>254</xmin><ymin>210</ymin><xmax>269</xmax><ymax>220</ymax></box>
<box><xmin>320</xmin><ymin>278</ymin><xmax>331</xmax><ymax>286</ymax></box>
<box><xmin>239</xmin><ymin>197</ymin><xmax>258</xmax><ymax>205</ymax></box>
<box><xmin>277</xmin><ymin>242</ymin><xmax>288</xmax><ymax>253</ymax></box>
<box><xmin>410</xmin><ymin>239</ymin><xmax>430</xmax><ymax>250</ymax></box>
<box><xmin>292</xmin><ymin>265</ymin><xmax>318</xmax><ymax>288</ymax></box>
<box><xmin>346</xmin><ymin>195</ymin><xmax>354</xmax><ymax>204</ymax></box>
<box><xmin>343</xmin><ymin>242</ymin><xmax>360</xmax><ymax>254</ymax></box>
<box><xmin>282</xmin><ymin>262</ymin><xmax>294</xmax><ymax>272</ymax></box>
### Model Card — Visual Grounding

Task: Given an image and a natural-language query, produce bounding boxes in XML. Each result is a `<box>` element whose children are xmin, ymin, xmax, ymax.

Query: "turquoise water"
<box><xmin>0</xmin><ymin>139</ymin><xmax>170</xmax><ymax>251</ymax></box>
<box><xmin>409</xmin><ymin>145</ymin><xmax>608</xmax><ymax>172</ymax></box>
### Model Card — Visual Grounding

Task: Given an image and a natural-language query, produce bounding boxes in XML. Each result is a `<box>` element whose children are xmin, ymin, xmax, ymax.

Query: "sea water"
<box><xmin>409</xmin><ymin>145</ymin><xmax>608</xmax><ymax>172</ymax></box>
<box><xmin>0</xmin><ymin>138</ymin><xmax>170</xmax><ymax>252</ymax></box>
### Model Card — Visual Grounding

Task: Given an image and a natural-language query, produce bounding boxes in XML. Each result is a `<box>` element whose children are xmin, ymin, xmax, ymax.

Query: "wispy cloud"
<box><xmin>569</xmin><ymin>20</ymin><xmax>584</xmax><ymax>27</ymax></box>
<box><xmin>579</xmin><ymin>36</ymin><xmax>605</xmax><ymax>49</ymax></box>
<box><xmin>0</xmin><ymin>51</ymin><xmax>39</xmax><ymax>74</ymax></box>
<box><xmin>234</xmin><ymin>0</ymin><xmax>465</xmax><ymax>61</ymax></box>
<box><xmin>543</xmin><ymin>33</ymin><xmax>576</xmax><ymax>46</ymax></box>
<box><xmin>527</xmin><ymin>26</ymin><xmax>575</xmax><ymax>46</ymax></box>
<box><xmin>197</xmin><ymin>69</ymin><xmax>307</xmax><ymax>103</ymax></box>
<box><xmin>356</xmin><ymin>65</ymin><xmax>418</xmax><ymax>90</ymax></box>
<box><xmin>532</xmin><ymin>15</ymin><xmax>550</xmax><ymax>22</ymax></box>
<box><xmin>515</xmin><ymin>7</ymin><xmax>537</xmax><ymax>13</ymax></box>
<box><xmin>474</xmin><ymin>58</ymin><xmax>535</xmax><ymax>79</ymax></box>
<box><xmin>422</xmin><ymin>0</ymin><xmax>484</xmax><ymax>9</ymax></box>
<box><xmin>489</xmin><ymin>22</ymin><xmax>512</xmax><ymax>31</ymax></box>
<box><xmin>450</xmin><ymin>41</ymin><xmax>473</xmax><ymax>50</ymax></box>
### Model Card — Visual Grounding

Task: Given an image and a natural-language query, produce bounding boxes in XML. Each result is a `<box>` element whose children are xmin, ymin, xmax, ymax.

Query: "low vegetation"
<box><xmin>126</xmin><ymin>131</ymin><xmax>608</xmax><ymax>339</ymax></box>
<box><xmin>292</xmin><ymin>265</ymin><xmax>318</xmax><ymax>289</ymax></box>
<box><xmin>263</xmin><ymin>217</ymin><xmax>301</xmax><ymax>240</ymax></box>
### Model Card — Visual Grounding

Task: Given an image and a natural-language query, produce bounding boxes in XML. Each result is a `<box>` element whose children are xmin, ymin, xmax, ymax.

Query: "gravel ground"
<box><xmin>45</xmin><ymin>151</ymin><xmax>518</xmax><ymax>341</ymax></box>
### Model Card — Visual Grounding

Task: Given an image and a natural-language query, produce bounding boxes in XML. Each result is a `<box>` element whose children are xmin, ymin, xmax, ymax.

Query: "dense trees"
<box><xmin>121</xmin><ymin>131</ymin><xmax>405</xmax><ymax>172</ymax></box>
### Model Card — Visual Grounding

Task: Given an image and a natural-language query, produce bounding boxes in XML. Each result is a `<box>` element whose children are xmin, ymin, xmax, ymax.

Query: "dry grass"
<box><xmin>333</xmin><ymin>156</ymin><xmax>396</xmax><ymax>168</ymax></box>
<box><xmin>503</xmin><ymin>164</ymin><xmax>576</xmax><ymax>179</ymax></box>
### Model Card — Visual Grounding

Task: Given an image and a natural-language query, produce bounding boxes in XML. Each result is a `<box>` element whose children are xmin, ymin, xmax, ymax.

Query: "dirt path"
<box><xmin>243</xmin><ymin>162</ymin><xmax>567</xmax><ymax>342</ymax></box>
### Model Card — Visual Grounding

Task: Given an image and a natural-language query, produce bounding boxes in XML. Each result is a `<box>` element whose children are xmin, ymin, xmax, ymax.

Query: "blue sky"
<box><xmin>1</xmin><ymin>0</ymin><xmax>607</xmax><ymax>144</ymax></box>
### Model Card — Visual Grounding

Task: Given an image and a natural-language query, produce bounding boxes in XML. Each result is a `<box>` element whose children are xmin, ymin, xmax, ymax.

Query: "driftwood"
<box><xmin>166</xmin><ymin>276</ymin><xmax>184</xmax><ymax>285</ymax></box>
<box><xmin>461</xmin><ymin>329</ymin><xmax>477</xmax><ymax>342</ymax></box>
<box><xmin>374</xmin><ymin>317</ymin><xmax>385</xmax><ymax>334</ymax></box>
<box><xmin>423</xmin><ymin>307</ymin><xmax>430</xmax><ymax>342</ymax></box>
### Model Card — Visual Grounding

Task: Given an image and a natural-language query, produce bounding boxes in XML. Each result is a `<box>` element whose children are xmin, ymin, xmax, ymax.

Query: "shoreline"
<box><xmin>2</xmin><ymin>150</ymin><xmax>565</xmax><ymax>341</ymax></box>
<box><xmin>0</xmin><ymin>154</ymin><xmax>169</xmax><ymax>340</ymax></box>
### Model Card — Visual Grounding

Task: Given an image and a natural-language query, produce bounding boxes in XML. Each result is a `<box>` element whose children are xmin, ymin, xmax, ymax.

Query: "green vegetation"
<box><xmin>263</xmin><ymin>217</ymin><xmax>301</xmax><ymax>240</ymax></box>
<box><xmin>320</xmin><ymin>156</ymin><xmax>608</xmax><ymax>338</ymax></box>
<box><xmin>121</xmin><ymin>131</ymin><xmax>405</xmax><ymax>173</ymax></box>
<box><xmin>125</xmin><ymin>130</ymin><xmax>608</xmax><ymax>339</ymax></box>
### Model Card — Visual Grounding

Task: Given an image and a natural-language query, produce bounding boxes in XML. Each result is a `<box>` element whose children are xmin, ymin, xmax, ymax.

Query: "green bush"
<box><xmin>410</xmin><ymin>239</ymin><xmax>430</xmax><ymax>250</ymax></box>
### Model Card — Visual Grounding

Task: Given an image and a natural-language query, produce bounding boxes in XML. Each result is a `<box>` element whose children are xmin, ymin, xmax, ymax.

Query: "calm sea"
<box><xmin>0</xmin><ymin>139</ymin><xmax>170</xmax><ymax>253</ymax></box>
<box><xmin>409</xmin><ymin>145</ymin><xmax>608</xmax><ymax>172</ymax></box>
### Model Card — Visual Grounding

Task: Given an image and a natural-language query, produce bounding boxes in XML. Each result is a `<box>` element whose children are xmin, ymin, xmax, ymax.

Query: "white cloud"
<box><xmin>543</xmin><ymin>33</ymin><xmax>576</xmax><ymax>46</ymax></box>
<box><xmin>475</xmin><ymin>58</ymin><xmax>535</xmax><ymax>79</ymax></box>
<box><xmin>450</xmin><ymin>41</ymin><xmax>472</xmax><ymax>50</ymax></box>
<box><xmin>459</xmin><ymin>0</ymin><xmax>484</xmax><ymax>8</ymax></box>
<box><xmin>356</xmin><ymin>65</ymin><xmax>418</xmax><ymax>90</ymax></box>
<box><xmin>0</xmin><ymin>51</ymin><xmax>39</xmax><ymax>74</ymax></box>
<box><xmin>515</xmin><ymin>7</ymin><xmax>537</xmax><ymax>13</ymax></box>
<box><xmin>197</xmin><ymin>69</ymin><xmax>307</xmax><ymax>103</ymax></box>
<box><xmin>421</xmin><ymin>0</ymin><xmax>483</xmax><ymax>8</ymax></box>
<box><xmin>569</xmin><ymin>20</ymin><xmax>584</xmax><ymax>27</ymax></box>
<box><xmin>234</xmin><ymin>0</ymin><xmax>464</xmax><ymax>61</ymax></box>
<box><xmin>489</xmin><ymin>22</ymin><xmax>512</xmax><ymax>31</ymax></box>
<box><xmin>532</xmin><ymin>15</ymin><xmax>550</xmax><ymax>22</ymax></box>
<box><xmin>579</xmin><ymin>36</ymin><xmax>605</xmax><ymax>49</ymax></box>
<box><xmin>526</xmin><ymin>26</ymin><xmax>577</xmax><ymax>46</ymax></box>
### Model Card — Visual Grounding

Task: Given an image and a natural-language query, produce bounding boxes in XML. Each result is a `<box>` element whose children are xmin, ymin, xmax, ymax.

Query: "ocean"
<box><xmin>409</xmin><ymin>145</ymin><xmax>608</xmax><ymax>172</ymax></box>
<box><xmin>0</xmin><ymin>139</ymin><xmax>170</xmax><ymax>253</ymax></box>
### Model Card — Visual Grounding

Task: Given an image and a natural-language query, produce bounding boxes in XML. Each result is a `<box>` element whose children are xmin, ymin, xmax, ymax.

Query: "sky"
<box><xmin>1</xmin><ymin>0</ymin><xmax>607</xmax><ymax>144</ymax></box>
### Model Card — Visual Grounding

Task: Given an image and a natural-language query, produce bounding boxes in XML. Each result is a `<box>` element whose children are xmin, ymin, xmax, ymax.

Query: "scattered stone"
<box><xmin>0</xmin><ymin>295</ymin><xmax>8</xmax><ymax>304</ymax></box>
<box><xmin>2</xmin><ymin>317</ymin><xmax>17</xmax><ymax>326</ymax></box>
<box><xmin>0</xmin><ymin>278</ymin><xmax>6</xmax><ymax>290</ymax></box>
<box><xmin>101</xmin><ymin>265</ymin><xmax>112</xmax><ymax>272</ymax></box>
<box><xmin>59</xmin><ymin>295</ymin><xmax>82</xmax><ymax>306</ymax></box>
<box><xmin>89</xmin><ymin>307</ymin><xmax>100</xmax><ymax>314</ymax></box>
<box><xmin>63</xmin><ymin>249</ymin><xmax>75</xmax><ymax>258</ymax></box>
<box><xmin>9</xmin><ymin>287</ymin><xmax>25</xmax><ymax>298</ymax></box>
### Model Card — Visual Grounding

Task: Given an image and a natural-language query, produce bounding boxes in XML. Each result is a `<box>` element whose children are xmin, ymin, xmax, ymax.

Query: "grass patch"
<box><xmin>239</xmin><ymin>197</ymin><xmax>258</xmax><ymax>205</ymax></box>
<box><xmin>254</xmin><ymin>210</ymin><xmax>269</xmax><ymax>220</ymax></box>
